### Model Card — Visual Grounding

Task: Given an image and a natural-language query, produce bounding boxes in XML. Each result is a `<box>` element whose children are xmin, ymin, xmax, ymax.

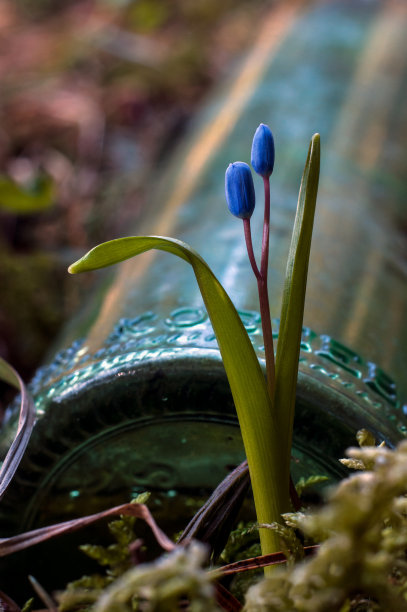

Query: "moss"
<box><xmin>244</xmin><ymin>441</ymin><xmax>407</xmax><ymax>611</ymax></box>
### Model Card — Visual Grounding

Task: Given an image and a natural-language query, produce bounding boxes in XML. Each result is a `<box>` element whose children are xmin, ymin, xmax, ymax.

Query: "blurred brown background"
<box><xmin>0</xmin><ymin>0</ymin><xmax>273</xmax><ymax>404</ymax></box>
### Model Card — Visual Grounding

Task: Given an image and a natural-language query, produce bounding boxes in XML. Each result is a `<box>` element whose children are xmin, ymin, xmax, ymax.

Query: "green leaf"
<box><xmin>21</xmin><ymin>598</ymin><xmax>34</xmax><ymax>612</ymax></box>
<box><xmin>295</xmin><ymin>474</ymin><xmax>329</xmax><ymax>497</ymax></box>
<box><xmin>69</xmin><ymin>236</ymin><xmax>286</xmax><ymax>557</ymax></box>
<box><xmin>0</xmin><ymin>358</ymin><xmax>35</xmax><ymax>500</ymax></box>
<box><xmin>0</xmin><ymin>174</ymin><xmax>54</xmax><ymax>214</ymax></box>
<box><xmin>274</xmin><ymin>134</ymin><xmax>320</xmax><ymax>482</ymax></box>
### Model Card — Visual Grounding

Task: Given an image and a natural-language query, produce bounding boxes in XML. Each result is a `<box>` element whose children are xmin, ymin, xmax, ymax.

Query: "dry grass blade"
<box><xmin>0</xmin><ymin>501</ymin><xmax>175</xmax><ymax>557</ymax></box>
<box><xmin>215</xmin><ymin>583</ymin><xmax>243</xmax><ymax>611</ymax></box>
<box><xmin>28</xmin><ymin>576</ymin><xmax>57</xmax><ymax>612</ymax></box>
<box><xmin>178</xmin><ymin>460</ymin><xmax>250</xmax><ymax>560</ymax></box>
<box><xmin>0</xmin><ymin>590</ymin><xmax>21</xmax><ymax>611</ymax></box>
<box><xmin>0</xmin><ymin>357</ymin><xmax>35</xmax><ymax>500</ymax></box>
<box><xmin>215</xmin><ymin>544</ymin><xmax>319</xmax><ymax>576</ymax></box>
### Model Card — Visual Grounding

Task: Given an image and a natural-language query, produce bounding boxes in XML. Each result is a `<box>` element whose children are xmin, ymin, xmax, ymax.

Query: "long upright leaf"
<box><xmin>0</xmin><ymin>358</ymin><xmax>35</xmax><ymax>500</ymax></box>
<box><xmin>69</xmin><ymin>236</ymin><xmax>286</xmax><ymax>556</ymax></box>
<box><xmin>274</xmin><ymin>134</ymin><xmax>320</xmax><ymax>482</ymax></box>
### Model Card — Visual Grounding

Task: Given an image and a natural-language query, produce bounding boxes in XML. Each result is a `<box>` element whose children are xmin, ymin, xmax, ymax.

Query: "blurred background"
<box><xmin>0</xmin><ymin>0</ymin><xmax>274</xmax><ymax>405</ymax></box>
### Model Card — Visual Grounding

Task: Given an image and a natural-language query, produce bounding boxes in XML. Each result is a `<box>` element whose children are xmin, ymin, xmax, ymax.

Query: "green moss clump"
<box><xmin>244</xmin><ymin>441</ymin><xmax>407</xmax><ymax>611</ymax></box>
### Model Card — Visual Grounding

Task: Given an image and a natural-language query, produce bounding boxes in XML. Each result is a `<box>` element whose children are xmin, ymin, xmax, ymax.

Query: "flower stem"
<box><xmin>243</xmin><ymin>180</ymin><xmax>276</xmax><ymax>400</ymax></box>
<box><xmin>260</xmin><ymin>176</ymin><xmax>270</xmax><ymax>278</ymax></box>
<box><xmin>259</xmin><ymin>177</ymin><xmax>276</xmax><ymax>400</ymax></box>
<box><xmin>243</xmin><ymin>218</ymin><xmax>260</xmax><ymax>281</ymax></box>
<box><xmin>257</xmin><ymin>277</ymin><xmax>275</xmax><ymax>400</ymax></box>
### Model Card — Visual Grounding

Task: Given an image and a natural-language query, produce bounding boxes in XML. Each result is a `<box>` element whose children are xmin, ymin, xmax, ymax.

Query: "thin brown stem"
<box><xmin>260</xmin><ymin>176</ymin><xmax>270</xmax><ymax>278</ymax></box>
<box><xmin>257</xmin><ymin>276</ymin><xmax>275</xmax><ymax>400</ymax></box>
<box><xmin>243</xmin><ymin>218</ymin><xmax>261</xmax><ymax>281</ymax></box>
<box><xmin>260</xmin><ymin>176</ymin><xmax>276</xmax><ymax>399</ymax></box>
<box><xmin>243</xmin><ymin>203</ymin><xmax>275</xmax><ymax>399</ymax></box>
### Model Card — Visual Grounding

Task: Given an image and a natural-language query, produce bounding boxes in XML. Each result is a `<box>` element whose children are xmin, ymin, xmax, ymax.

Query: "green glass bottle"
<box><xmin>1</xmin><ymin>0</ymin><xmax>406</xmax><ymax>597</ymax></box>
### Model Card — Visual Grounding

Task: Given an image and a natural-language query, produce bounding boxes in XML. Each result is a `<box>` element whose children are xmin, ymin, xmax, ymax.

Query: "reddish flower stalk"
<box><xmin>245</xmin><ymin>204</ymin><xmax>300</xmax><ymax>511</ymax></box>
<box><xmin>243</xmin><ymin>175</ymin><xmax>276</xmax><ymax>402</ymax></box>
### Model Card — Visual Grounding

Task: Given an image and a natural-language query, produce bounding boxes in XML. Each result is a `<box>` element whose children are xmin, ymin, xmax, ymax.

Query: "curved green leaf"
<box><xmin>69</xmin><ymin>236</ymin><xmax>286</xmax><ymax>556</ymax></box>
<box><xmin>275</xmin><ymin>134</ymin><xmax>320</xmax><ymax>481</ymax></box>
<box><xmin>0</xmin><ymin>358</ymin><xmax>35</xmax><ymax>500</ymax></box>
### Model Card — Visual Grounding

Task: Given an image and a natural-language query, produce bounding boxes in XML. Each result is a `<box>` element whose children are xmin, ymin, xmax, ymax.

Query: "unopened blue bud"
<box><xmin>251</xmin><ymin>123</ymin><xmax>275</xmax><ymax>177</ymax></box>
<box><xmin>225</xmin><ymin>162</ymin><xmax>256</xmax><ymax>219</ymax></box>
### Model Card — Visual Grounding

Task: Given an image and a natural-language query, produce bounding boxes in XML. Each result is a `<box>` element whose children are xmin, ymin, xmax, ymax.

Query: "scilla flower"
<box><xmin>225</xmin><ymin>162</ymin><xmax>256</xmax><ymax>219</ymax></box>
<box><xmin>251</xmin><ymin>123</ymin><xmax>275</xmax><ymax>177</ymax></box>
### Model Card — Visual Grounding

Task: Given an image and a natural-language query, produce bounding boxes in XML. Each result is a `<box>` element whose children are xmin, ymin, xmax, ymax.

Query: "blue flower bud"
<box><xmin>251</xmin><ymin>123</ymin><xmax>275</xmax><ymax>177</ymax></box>
<box><xmin>225</xmin><ymin>162</ymin><xmax>256</xmax><ymax>219</ymax></box>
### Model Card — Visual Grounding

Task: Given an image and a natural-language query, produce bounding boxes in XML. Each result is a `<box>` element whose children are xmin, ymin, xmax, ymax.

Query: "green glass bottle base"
<box><xmin>0</xmin><ymin>317</ymin><xmax>404</xmax><ymax>599</ymax></box>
